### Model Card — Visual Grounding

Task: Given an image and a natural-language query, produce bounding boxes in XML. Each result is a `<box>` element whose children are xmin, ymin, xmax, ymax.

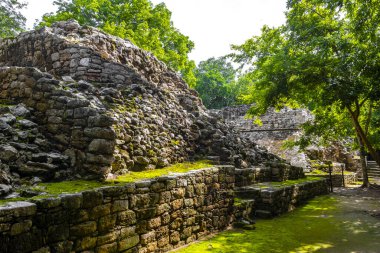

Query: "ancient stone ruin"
<box><xmin>0</xmin><ymin>20</ymin><xmax>283</xmax><ymax>191</ymax></box>
<box><xmin>0</xmin><ymin>21</ymin><xmax>329</xmax><ymax>253</ymax></box>
<box><xmin>213</xmin><ymin>105</ymin><xmax>361</xmax><ymax>172</ymax></box>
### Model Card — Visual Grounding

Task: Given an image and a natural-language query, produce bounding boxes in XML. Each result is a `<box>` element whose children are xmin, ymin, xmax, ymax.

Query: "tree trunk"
<box><xmin>358</xmin><ymin>138</ymin><xmax>370</xmax><ymax>187</ymax></box>
<box><xmin>348</xmin><ymin>108</ymin><xmax>380</xmax><ymax>167</ymax></box>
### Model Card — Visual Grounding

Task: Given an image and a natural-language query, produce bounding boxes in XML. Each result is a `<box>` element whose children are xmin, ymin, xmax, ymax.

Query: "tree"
<box><xmin>0</xmin><ymin>0</ymin><xmax>26</xmax><ymax>38</ymax></box>
<box><xmin>232</xmin><ymin>0</ymin><xmax>380</xmax><ymax>186</ymax></box>
<box><xmin>40</xmin><ymin>0</ymin><xmax>196</xmax><ymax>86</ymax></box>
<box><xmin>194</xmin><ymin>57</ymin><xmax>243</xmax><ymax>109</ymax></box>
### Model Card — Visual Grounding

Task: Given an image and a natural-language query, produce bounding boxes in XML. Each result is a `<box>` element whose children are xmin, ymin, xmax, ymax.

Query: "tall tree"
<box><xmin>40</xmin><ymin>0</ymin><xmax>196</xmax><ymax>86</ymax></box>
<box><xmin>194</xmin><ymin>57</ymin><xmax>242</xmax><ymax>109</ymax></box>
<box><xmin>0</xmin><ymin>0</ymin><xmax>26</xmax><ymax>38</ymax></box>
<box><xmin>232</xmin><ymin>0</ymin><xmax>380</xmax><ymax>186</ymax></box>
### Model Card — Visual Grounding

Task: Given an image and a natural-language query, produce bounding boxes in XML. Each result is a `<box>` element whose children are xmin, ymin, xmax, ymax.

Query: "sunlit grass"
<box><xmin>253</xmin><ymin>177</ymin><xmax>324</xmax><ymax>189</ymax></box>
<box><xmin>113</xmin><ymin>160</ymin><xmax>212</xmax><ymax>183</ymax></box>
<box><xmin>176</xmin><ymin>195</ymin><xmax>380</xmax><ymax>253</ymax></box>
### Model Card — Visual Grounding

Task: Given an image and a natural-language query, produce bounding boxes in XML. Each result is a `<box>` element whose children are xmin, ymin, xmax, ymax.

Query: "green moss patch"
<box><xmin>253</xmin><ymin>177</ymin><xmax>323</xmax><ymax>189</ymax></box>
<box><xmin>112</xmin><ymin>160</ymin><xmax>212</xmax><ymax>183</ymax></box>
<box><xmin>176</xmin><ymin>195</ymin><xmax>380</xmax><ymax>252</ymax></box>
<box><xmin>308</xmin><ymin>169</ymin><xmax>355</xmax><ymax>176</ymax></box>
<box><xmin>38</xmin><ymin>180</ymin><xmax>107</xmax><ymax>195</ymax></box>
<box><xmin>0</xmin><ymin>160</ymin><xmax>213</xmax><ymax>205</ymax></box>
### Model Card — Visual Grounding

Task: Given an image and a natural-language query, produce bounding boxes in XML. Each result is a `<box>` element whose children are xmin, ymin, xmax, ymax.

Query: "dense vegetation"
<box><xmin>231</xmin><ymin>0</ymin><xmax>380</xmax><ymax>185</ymax></box>
<box><xmin>0</xmin><ymin>0</ymin><xmax>26</xmax><ymax>38</ymax></box>
<box><xmin>40</xmin><ymin>0</ymin><xmax>197</xmax><ymax>86</ymax></box>
<box><xmin>193</xmin><ymin>57</ymin><xmax>249</xmax><ymax>109</ymax></box>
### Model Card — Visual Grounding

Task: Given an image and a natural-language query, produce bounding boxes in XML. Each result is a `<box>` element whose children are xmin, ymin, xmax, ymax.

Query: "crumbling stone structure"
<box><xmin>0</xmin><ymin>21</ymin><xmax>284</xmax><ymax>194</ymax></box>
<box><xmin>0</xmin><ymin>20</ymin><xmax>331</xmax><ymax>253</ymax></box>
<box><xmin>0</xmin><ymin>166</ymin><xmax>328</xmax><ymax>253</ymax></box>
<box><xmin>214</xmin><ymin>105</ymin><xmax>360</xmax><ymax>171</ymax></box>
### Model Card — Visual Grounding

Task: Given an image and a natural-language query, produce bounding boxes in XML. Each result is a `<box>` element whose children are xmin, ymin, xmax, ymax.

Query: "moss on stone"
<box><xmin>233</xmin><ymin>197</ymin><xmax>244</xmax><ymax>207</ymax></box>
<box><xmin>38</xmin><ymin>180</ymin><xmax>107</xmax><ymax>195</ymax></box>
<box><xmin>0</xmin><ymin>160</ymin><xmax>213</xmax><ymax>205</ymax></box>
<box><xmin>170</xmin><ymin>139</ymin><xmax>181</xmax><ymax>146</ymax></box>
<box><xmin>253</xmin><ymin>177</ymin><xmax>323</xmax><ymax>189</ymax></box>
<box><xmin>307</xmin><ymin>169</ymin><xmax>355</xmax><ymax>175</ymax></box>
<box><xmin>113</xmin><ymin>160</ymin><xmax>213</xmax><ymax>183</ymax></box>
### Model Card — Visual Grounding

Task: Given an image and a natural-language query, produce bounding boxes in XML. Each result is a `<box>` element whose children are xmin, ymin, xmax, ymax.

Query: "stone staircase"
<box><xmin>368</xmin><ymin>161</ymin><xmax>380</xmax><ymax>185</ymax></box>
<box><xmin>234</xmin><ymin>179</ymin><xmax>329</xmax><ymax>220</ymax></box>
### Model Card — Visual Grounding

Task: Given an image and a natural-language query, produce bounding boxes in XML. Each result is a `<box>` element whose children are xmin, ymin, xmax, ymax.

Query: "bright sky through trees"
<box><xmin>21</xmin><ymin>0</ymin><xmax>286</xmax><ymax>63</ymax></box>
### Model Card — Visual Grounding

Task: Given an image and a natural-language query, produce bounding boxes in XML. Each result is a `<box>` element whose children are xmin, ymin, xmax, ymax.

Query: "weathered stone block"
<box><xmin>118</xmin><ymin>235</ymin><xmax>139</xmax><ymax>251</ymax></box>
<box><xmin>95</xmin><ymin>242</ymin><xmax>118</xmax><ymax>253</ymax></box>
<box><xmin>140</xmin><ymin>231</ymin><xmax>156</xmax><ymax>245</ymax></box>
<box><xmin>147</xmin><ymin>216</ymin><xmax>161</xmax><ymax>229</ymax></box>
<box><xmin>90</xmin><ymin>204</ymin><xmax>111</xmax><ymax>219</ymax></box>
<box><xmin>74</xmin><ymin>236</ymin><xmax>97</xmax><ymax>251</ymax></box>
<box><xmin>10</xmin><ymin>220</ymin><xmax>32</xmax><ymax>236</ymax></box>
<box><xmin>0</xmin><ymin>201</ymin><xmax>36</xmax><ymax>217</ymax></box>
<box><xmin>46</xmin><ymin>224</ymin><xmax>70</xmax><ymax>243</ymax></box>
<box><xmin>82</xmin><ymin>191</ymin><xmax>103</xmax><ymax>209</ymax></box>
<box><xmin>88</xmin><ymin>139</ymin><xmax>115</xmax><ymax>155</ymax></box>
<box><xmin>117</xmin><ymin>210</ymin><xmax>136</xmax><ymax>225</ymax></box>
<box><xmin>112</xmin><ymin>199</ymin><xmax>129</xmax><ymax>212</ymax></box>
<box><xmin>98</xmin><ymin>214</ymin><xmax>117</xmax><ymax>233</ymax></box>
<box><xmin>61</xmin><ymin>193</ymin><xmax>82</xmax><ymax>209</ymax></box>
<box><xmin>69</xmin><ymin>221</ymin><xmax>97</xmax><ymax>237</ymax></box>
<box><xmin>170</xmin><ymin>231</ymin><xmax>180</xmax><ymax>244</ymax></box>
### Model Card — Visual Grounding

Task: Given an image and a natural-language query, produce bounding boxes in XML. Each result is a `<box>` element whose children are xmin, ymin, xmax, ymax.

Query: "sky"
<box><xmin>21</xmin><ymin>0</ymin><xmax>287</xmax><ymax>64</ymax></box>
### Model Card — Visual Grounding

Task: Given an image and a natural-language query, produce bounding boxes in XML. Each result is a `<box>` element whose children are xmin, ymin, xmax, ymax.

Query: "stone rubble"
<box><xmin>213</xmin><ymin>105</ymin><xmax>361</xmax><ymax>171</ymax></box>
<box><xmin>0</xmin><ymin>20</ymin><xmax>285</xmax><ymax>196</ymax></box>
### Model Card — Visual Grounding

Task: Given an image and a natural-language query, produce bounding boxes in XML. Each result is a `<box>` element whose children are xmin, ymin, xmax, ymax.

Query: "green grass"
<box><xmin>176</xmin><ymin>195</ymin><xmax>380</xmax><ymax>253</ymax></box>
<box><xmin>113</xmin><ymin>160</ymin><xmax>212</xmax><ymax>183</ymax></box>
<box><xmin>253</xmin><ymin>177</ymin><xmax>323</xmax><ymax>189</ymax></box>
<box><xmin>38</xmin><ymin>180</ymin><xmax>107</xmax><ymax>195</ymax></box>
<box><xmin>307</xmin><ymin>169</ymin><xmax>356</xmax><ymax>176</ymax></box>
<box><xmin>234</xmin><ymin>197</ymin><xmax>244</xmax><ymax>207</ymax></box>
<box><xmin>0</xmin><ymin>160</ymin><xmax>213</xmax><ymax>206</ymax></box>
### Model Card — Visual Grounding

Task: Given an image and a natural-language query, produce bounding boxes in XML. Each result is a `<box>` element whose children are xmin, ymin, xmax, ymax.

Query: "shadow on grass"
<box><xmin>176</xmin><ymin>195</ymin><xmax>380</xmax><ymax>253</ymax></box>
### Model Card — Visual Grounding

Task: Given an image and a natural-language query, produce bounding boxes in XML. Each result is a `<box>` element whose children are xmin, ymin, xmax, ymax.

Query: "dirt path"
<box><xmin>333</xmin><ymin>186</ymin><xmax>380</xmax><ymax>219</ymax></box>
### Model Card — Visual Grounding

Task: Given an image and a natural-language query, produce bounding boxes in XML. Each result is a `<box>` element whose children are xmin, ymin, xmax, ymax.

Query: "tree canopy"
<box><xmin>232</xmin><ymin>0</ymin><xmax>380</xmax><ymax>182</ymax></box>
<box><xmin>40</xmin><ymin>0</ymin><xmax>196</xmax><ymax>86</ymax></box>
<box><xmin>0</xmin><ymin>0</ymin><xmax>26</xmax><ymax>38</ymax></box>
<box><xmin>194</xmin><ymin>57</ymin><xmax>247</xmax><ymax>109</ymax></box>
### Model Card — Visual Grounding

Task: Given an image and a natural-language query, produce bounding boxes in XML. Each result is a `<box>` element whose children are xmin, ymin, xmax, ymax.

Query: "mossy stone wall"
<box><xmin>0</xmin><ymin>166</ymin><xmax>235</xmax><ymax>253</ymax></box>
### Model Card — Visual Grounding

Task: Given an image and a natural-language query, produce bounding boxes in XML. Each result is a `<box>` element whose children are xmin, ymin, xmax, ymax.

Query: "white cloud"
<box><xmin>21</xmin><ymin>0</ymin><xmax>286</xmax><ymax>63</ymax></box>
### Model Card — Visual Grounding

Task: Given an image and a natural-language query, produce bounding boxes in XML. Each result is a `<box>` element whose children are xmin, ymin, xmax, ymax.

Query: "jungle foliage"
<box><xmin>231</xmin><ymin>0</ymin><xmax>380</xmax><ymax>178</ymax></box>
<box><xmin>194</xmin><ymin>57</ymin><xmax>249</xmax><ymax>109</ymax></box>
<box><xmin>0</xmin><ymin>0</ymin><xmax>26</xmax><ymax>38</ymax></box>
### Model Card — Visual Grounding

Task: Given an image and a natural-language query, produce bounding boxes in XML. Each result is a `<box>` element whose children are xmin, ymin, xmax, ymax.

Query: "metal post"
<box><xmin>341</xmin><ymin>164</ymin><xmax>345</xmax><ymax>187</ymax></box>
<box><xmin>328</xmin><ymin>162</ymin><xmax>333</xmax><ymax>192</ymax></box>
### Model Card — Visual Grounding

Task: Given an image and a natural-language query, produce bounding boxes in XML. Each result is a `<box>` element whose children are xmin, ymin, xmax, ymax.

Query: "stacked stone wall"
<box><xmin>0</xmin><ymin>21</ymin><xmax>285</xmax><ymax>187</ymax></box>
<box><xmin>0</xmin><ymin>166</ymin><xmax>235</xmax><ymax>253</ymax></box>
<box><xmin>234</xmin><ymin>163</ymin><xmax>305</xmax><ymax>187</ymax></box>
<box><xmin>309</xmin><ymin>174</ymin><xmax>357</xmax><ymax>187</ymax></box>
<box><xmin>212</xmin><ymin>105</ymin><xmax>312</xmax><ymax>141</ymax></box>
<box><xmin>0</xmin><ymin>21</ymin><xmax>202</xmax><ymax>112</ymax></box>
<box><xmin>255</xmin><ymin>179</ymin><xmax>329</xmax><ymax>217</ymax></box>
<box><xmin>0</xmin><ymin>67</ymin><xmax>114</xmax><ymax>180</ymax></box>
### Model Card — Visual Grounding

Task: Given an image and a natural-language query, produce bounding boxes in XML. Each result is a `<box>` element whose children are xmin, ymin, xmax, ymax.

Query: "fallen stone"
<box><xmin>0</xmin><ymin>145</ymin><xmax>18</xmax><ymax>162</ymax></box>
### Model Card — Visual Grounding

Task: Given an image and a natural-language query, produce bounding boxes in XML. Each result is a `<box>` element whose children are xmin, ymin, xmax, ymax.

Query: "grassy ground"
<box><xmin>241</xmin><ymin>177</ymin><xmax>323</xmax><ymax>190</ymax></box>
<box><xmin>176</xmin><ymin>190</ymin><xmax>380</xmax><ymax>253</ymax></box>
<box><xmin>0</xmin><ymin>160</ymin><xmax>212</xmax><ymax>205</ymax></box>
